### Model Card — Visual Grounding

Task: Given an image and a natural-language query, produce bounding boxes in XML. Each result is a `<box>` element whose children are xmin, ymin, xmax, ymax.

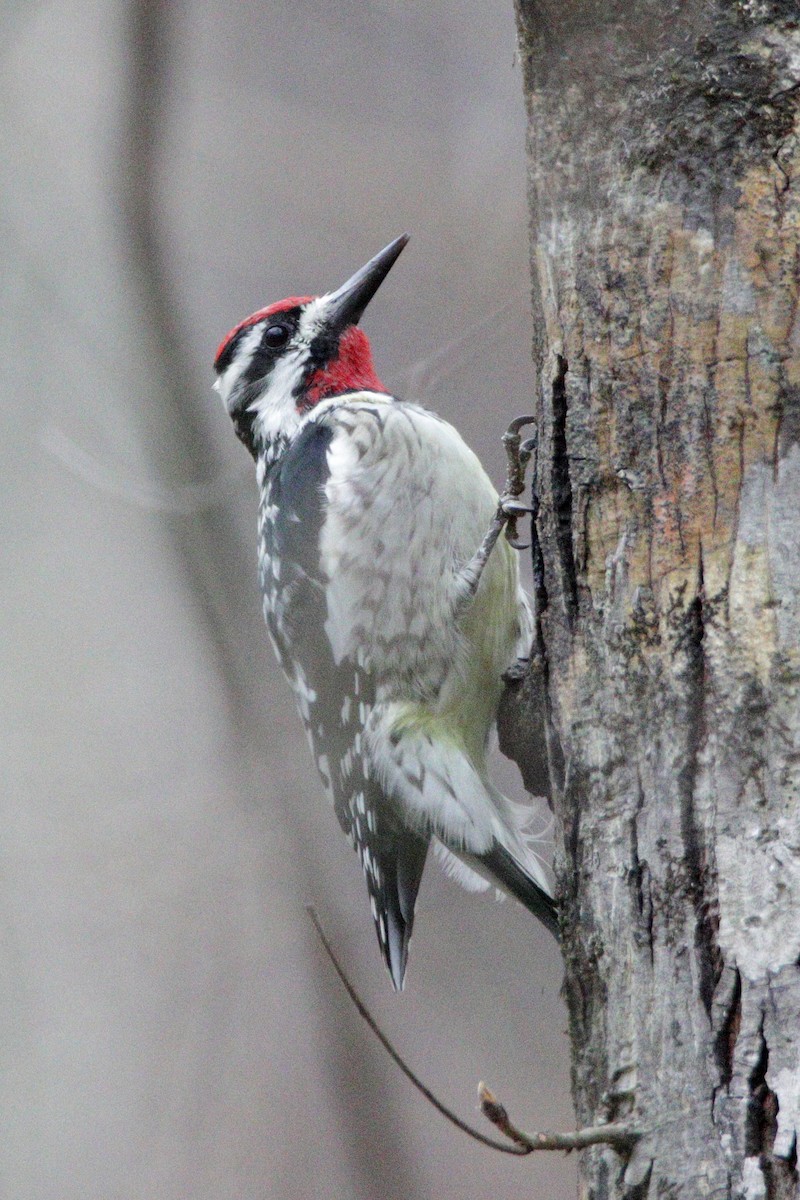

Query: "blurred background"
<box><xmin>2</xmin><ymin>1</ymin><xmax>573</xmax><ymax>1197</ymax></box>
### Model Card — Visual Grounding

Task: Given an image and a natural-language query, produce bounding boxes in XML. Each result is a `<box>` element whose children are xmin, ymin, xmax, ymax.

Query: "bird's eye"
<box><xmin>263</xmin><ymin>323</ymin><xmax>291</xmax><ymax>348</ymax></box>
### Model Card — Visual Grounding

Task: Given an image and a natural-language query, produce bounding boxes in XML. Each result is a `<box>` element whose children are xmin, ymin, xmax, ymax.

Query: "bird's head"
<box><xmin>214</xmin><ymin>234</ymin><xmax>408</xmax><ymax>457</ymax></box>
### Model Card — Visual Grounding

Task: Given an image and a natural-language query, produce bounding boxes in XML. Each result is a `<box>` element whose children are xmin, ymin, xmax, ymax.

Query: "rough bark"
<box><xmin>511</xmin><ymin>2</ymin><xmax>800</xmax><ymax>1196</ymax></box>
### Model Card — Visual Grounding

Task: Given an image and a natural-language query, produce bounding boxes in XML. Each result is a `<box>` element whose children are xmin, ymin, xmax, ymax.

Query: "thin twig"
<box><xmin>306</xmin><ymin>907</ymin><xmax>529</xmax><ymax>1155</ymax></box>
<box><xmin>43</xmin><ymin>425</ymin><xmax>246</xmax><ymax>515</ymax></box>
<box><xmin>392</xmin><ymin>295</ymin><xmax>524</xmax><ymax>395</ymax></box>
<box><xmin>479</xmin><ymin>1083</ymin><xmax>640</xmax><ymax>1154</ymax></box>
<box><xmin>308</xmin><ymin>908</ymin><xmax>641</xmax><ymax>1157</ymax></box>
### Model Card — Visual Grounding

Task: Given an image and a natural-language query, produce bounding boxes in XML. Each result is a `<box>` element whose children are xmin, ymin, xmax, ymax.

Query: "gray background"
<box><xmin>2</xmin><ymin>2</ymin><xmax>573</xmax><ymax>1197</ymax></box>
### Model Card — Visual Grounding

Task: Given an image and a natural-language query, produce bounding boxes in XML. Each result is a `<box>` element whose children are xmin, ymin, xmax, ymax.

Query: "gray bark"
<box><xmin>510</xmin><ymin>2</ymin><xmax>800</xmax><ymax>1196</ymax></box>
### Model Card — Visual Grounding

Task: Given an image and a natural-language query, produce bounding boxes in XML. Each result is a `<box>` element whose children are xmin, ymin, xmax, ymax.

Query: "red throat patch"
<box><xmin>303</xmin><ymin>327</ymin><xmax>386</xmax><ymax>408</ymax></box>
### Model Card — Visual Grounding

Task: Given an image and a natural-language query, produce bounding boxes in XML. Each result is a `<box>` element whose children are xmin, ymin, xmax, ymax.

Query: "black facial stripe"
<box><xmin>242</xmin><ymin>309</ymin><xmax>303</xmax><ymax>385</ymax></box>
<box><xmin>292</xmin><ymin>326</ymin><xmax>341</xmax><ymax>399</ymax></box>
<box><xmin>231</xmin><ymin>392</ymin><xmax>259</xmax><ymax>459</ymax></box>
<box><xmin>215</xmin><ymin>327</ymin><xmax>246</xmax><ymax>375</ymax></box>
<box><xmin>230</xmin><ymin>376</ymin><xmax>275</xmax><ymax>460</ymax></box>
<box><xmin>215</xmin><ymin>306</ymin><xmax>304</xmax><ymax>380</ymax></box>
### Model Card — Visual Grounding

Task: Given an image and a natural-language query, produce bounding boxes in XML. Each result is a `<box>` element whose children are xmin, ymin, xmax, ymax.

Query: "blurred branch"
<box><xmin>123</xmin><ymin>0</ymin><xmax>203</xmax><ymax>446</ymax></box>
<box><xmin>120</xmin><ymin>16</ymin><xmax>434</xmax><ymax>1193</ymax></box>
<box><xmin>121</xmin><ymin>0</ymin><xmax>264</xmax><ymax>722</ymax></box>
<box><xmin>392</xmin><ymin>295</ymin><xmax>523</xmax><ymax>396</ymax></box>
<box><xmin>307</xmin><ymin>906</ymin><xmax>530</xmax><ymax>1156</ymax></box>
<box><xmin>43</xmin><ymin>424</ymin><xmax>246</xmax><ymax>514</ymax></box>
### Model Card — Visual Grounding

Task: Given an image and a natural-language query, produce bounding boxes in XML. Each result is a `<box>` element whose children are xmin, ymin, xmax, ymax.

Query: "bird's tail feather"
<box><xmin>478</xmin><ymin>840</ymin><xmax>560</xmax><ymax>939</ymax></box>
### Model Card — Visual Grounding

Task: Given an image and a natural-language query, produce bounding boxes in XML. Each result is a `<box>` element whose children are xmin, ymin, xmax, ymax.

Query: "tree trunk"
<box><xmin>512</xmin><ymin>2</ymin><xmax>800</xmax><ymax>1196</ymax></box>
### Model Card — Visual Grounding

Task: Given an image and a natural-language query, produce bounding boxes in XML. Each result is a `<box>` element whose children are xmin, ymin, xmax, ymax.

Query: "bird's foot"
<box><xmin>499</xmin><ymin>416</ymin><xmax>538</xmax><ymax>550</ymax></box>
<box><xmin>452</xmin><ymin>418</ymin><xmax>540</xmax><ymax>618</ymax></box>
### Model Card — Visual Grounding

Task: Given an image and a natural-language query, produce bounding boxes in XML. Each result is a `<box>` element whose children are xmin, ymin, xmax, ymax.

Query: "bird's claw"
<box><xmin>500</xmin><ymin>497</ymin><xmax>535</xmax><ymax>518</ymax></box>
<box><xmin>503</xmin><ymin>414</ymin><xmax>537</xmax><ymax>439</ymax></box>
<box><xmin>499</xmin><ymin>416</ymin><xmax>539</xmax><ymax>551</ymax></box>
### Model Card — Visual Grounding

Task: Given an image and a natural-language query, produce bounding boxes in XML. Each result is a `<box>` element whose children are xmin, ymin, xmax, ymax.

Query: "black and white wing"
<box><xmin>259</xmin><ymin>416</ymin><xmax>428</xmax><ymax>989</ymax></box>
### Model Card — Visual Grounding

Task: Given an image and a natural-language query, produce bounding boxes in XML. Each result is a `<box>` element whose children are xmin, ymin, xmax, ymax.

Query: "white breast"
<box><xmin>315</xmin><ymin>394</ymin><xmax>513</xmax><ymax>701</ymax></box>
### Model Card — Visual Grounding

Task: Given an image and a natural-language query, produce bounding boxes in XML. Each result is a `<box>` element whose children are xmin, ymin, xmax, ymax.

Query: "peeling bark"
<box><xmin>511</xmin><ymin>2</ymin><xmax>800</xmax><ymax>1196</ymax></box>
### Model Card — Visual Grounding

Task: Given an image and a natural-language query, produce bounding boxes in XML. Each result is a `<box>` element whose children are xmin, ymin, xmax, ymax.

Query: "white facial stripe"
<box><xmin>298</xmin><ymin>294</ymin><xmax>333</xmax><ymax>342</ymax></box>
<box><xmin>216</xmin><ymin>324</ymin><xmax>264</xmax><ymax>411</ymax></box>
<box><xmin>248</xmin><ymin>340</ymin><xmax>311</xmax><ymax>447</ymax></box>
<box><xmin>247</xmin><ymin>299</ymin><xmax>340</xmax><ymax>443</ymax></box>
<box><xmin>217</xmin><ymin>294</ymin><xmax>347</xmax><ymax>451</ymax></box>
<box><xmin>251</xmin><ymin>345</ymin><xmax>305</xmax><ymax>416</ymax></box>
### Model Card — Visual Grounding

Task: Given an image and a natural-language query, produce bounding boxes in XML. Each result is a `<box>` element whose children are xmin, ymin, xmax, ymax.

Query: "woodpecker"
<box><xmin>214</xmin><ymin>235</ymin><xmax>558</xmax><ymax>990</ymax></box>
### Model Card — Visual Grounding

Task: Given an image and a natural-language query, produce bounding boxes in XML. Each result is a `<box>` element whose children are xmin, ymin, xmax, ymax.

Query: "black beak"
<box><xmin>325</xmin><ymin>234</ymin><xmax>409</xmax><ymax>333</ymax></box>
